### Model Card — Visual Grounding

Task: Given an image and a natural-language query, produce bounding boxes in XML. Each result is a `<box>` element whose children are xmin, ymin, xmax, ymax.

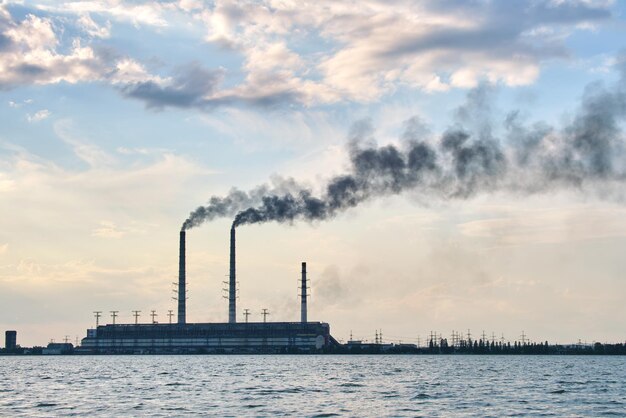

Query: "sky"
<box><xmin>0</xmin><ymin>0</ymin><xmax>625</xmax><ymax>347</ymax></box>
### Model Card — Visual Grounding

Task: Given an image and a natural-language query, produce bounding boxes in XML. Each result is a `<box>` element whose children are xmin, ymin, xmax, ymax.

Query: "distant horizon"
<box><xmin>1</xmin><ymin>0</ymin><xmax>626</xmax><ymax>347</ymax></box>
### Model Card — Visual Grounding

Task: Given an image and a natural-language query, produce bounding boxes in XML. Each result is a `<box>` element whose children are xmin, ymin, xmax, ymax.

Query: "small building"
<box><xmin>5</xmin><ymin>330</ymin><xmax>16</xmax><ymax>350</ymax></box>
<box><xmin>42</xmin><ymin>342</ymin><xmax>74</xmax><ymax>355</ymax></box>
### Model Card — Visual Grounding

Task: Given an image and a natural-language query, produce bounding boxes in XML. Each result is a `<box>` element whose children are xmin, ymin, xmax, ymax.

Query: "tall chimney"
<box><xmin>178</xmin><ymin>230</ymin><xmax>186</xmax><ymax>324</ymax></box>
<box><xmin>229</xmin><ymin>226</ymin><xmax>236</xmax><ymax>323</ymax></box>
<box><xmin>301</xmin><ymin>262</ymin><xmax>307</xmax><ymax>323</ymax></box>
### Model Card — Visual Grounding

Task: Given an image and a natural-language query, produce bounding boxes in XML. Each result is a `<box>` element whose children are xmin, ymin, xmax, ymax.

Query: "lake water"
<box><xmin>0</xmin><ymin>355</ymin><xmax>624</xmax><ymax>416</ymax></box>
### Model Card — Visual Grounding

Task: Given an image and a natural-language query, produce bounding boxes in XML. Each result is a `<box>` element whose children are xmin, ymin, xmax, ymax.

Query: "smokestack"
<box><xmin>178</xmin><ymin>230</ymin><xmax>186</xmax><ymax>324</ymax></box>
<box><xmin>301</xmin><ymin>262</ymin><xmax>307</xmax><ymax>323</ymax></box>
<box><xmin>229</xmin><ymin>226</ymin><xmax>236</xmax><ymax>323</ymax></box>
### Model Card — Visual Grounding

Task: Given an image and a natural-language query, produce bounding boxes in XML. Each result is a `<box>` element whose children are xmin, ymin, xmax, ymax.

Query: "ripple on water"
<box><xmin>338</xmin><ymin>382</ymin><xmax>363</xmax><ymax>387</ymax></box>
<box><xmin>0</xmin><ymin>356</ymin><xmax>624</xmax><ymax>416</ymax></box>
<box><xmin>34</xmin><ymin>402</ymin><xmax>57</xmax><ymax>407</ymax></box>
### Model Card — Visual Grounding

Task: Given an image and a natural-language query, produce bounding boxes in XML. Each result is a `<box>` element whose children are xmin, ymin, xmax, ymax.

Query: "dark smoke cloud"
<box><xmin>183</xmin><ymin>56</ymin><xmax>626</xmax><ymax>231</ymax></box>
<box><xmin>181</xmin><ymin>178</ymin><xmax>307</xmax><ymax>230</ymax></box>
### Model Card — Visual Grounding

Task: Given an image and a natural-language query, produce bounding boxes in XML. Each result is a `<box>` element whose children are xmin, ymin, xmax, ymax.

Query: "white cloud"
<box><xmin>0</xmin><ymin>12</ymin><xmax>104</xmax><ymax>86</ymax></box>
<box><xmin>0</xmin><ymin>171</ymin><xmax>15</xmax><ymax>192</ymax></box>
<box><xmin>178</xmin><ymin>0</ymin><xmax>202</xmax><ymax>13</ymax></box>
<box><xmin>91</xmin><ymin>220</ymin><xmax>151</xmax><ymax>238</ymax></box>
<box><xmin>191</xmin><ymin>0</ymin><xmax>612</xmax><ymax>105</ymax></box>
<box><xmin>109</xmin><ymin>58</ymin><xmax>165</xmax><ymax>85</ymax></box>
<box><xmin>0</xmin><ymin>243</ymin><xmax>7</xmax><ymax>254</ymax></box>
<box><xmin>0</xmin><ymin>6</ymin><xmax>163</xmax><ymax>91</ymax></box>
<box><xmin>0</xmin><ymin>1</ymin><xmax>614</xmax><ymax>109</ymax></box>
<box><xmin>458</xmin><ymin>205</ymin><xmax>626</xmax><ymax>246</ymax></box>
<box><xmin>77</xmin><ymin>13</ymin><xmax>111</xmax><ymax>38</ymax></box>
<box><xmin>38</xmin><ymin>1</ymin><xmax>170</xmax><ymax>28</ymax></box>
<box><xmin>26</xmin><ymin>108</ymin><xmax>50</xmax><ymax>122</ymax></box>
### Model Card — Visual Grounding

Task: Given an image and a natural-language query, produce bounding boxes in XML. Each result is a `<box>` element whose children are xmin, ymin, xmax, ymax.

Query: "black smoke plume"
<box><xmin>183</xmin><ymin>57</ymin><xmax>626</xmax><ymax>231</ymax></box>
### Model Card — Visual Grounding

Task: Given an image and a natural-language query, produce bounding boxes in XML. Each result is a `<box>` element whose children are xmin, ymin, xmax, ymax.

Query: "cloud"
<box><xmin>38</xmin><ymin>0</ymin><xmax>171</xmax><ymax>28</ymax></box>
<box><xmin>53</xmin><ymin>119</ymin><xmax>114</xmax><ymax>167</ymax></box>
<box><xmin>91</xmin><ymin>220</ymin><xmax>151</xmax><ymax>238</ymax></box>
<box><xmin>92</xmin><ymin>220</ymin><xmax>126</xmax><ymax>238</ymax></box>
<box><xmin>458</xmin><ymin>205</ymin><xmax>626</xmax><ymax>246</ymax></box>
<box><xmin>0</xmin><ymin>12</ymin><xmax>104</xmax><ymax>88</ymax></box>
<box><xmin>77</xmin><ymin>13</ymin><xmax>111</xmax><ymax>39</ymax></box>
<box><xmin>120</xmin><ymin>62</ymin><xmax>225</xmax><ymax>110</ymax></box>
<box><xmin>0</xmin><ymin>6</ymin><xmax>162</xmax><ymax>91</ymax></box>
<box><xmin>26</xmin><ymin>108</ymin><xmax>50</xmax><ymax>122</ymax></box>
<box><xmin>197</xmin><ymin>0</ymin><xmax>613</xmax><ymax>103</ymax></box>
<box><xmin>2</xmin><ymin>1</ymin><xmax>615</xmax><ymax>110</ymax></box>
<box><xmin>0</xmin><ymin>243</ymin><xmax>7</xmax><ymax>255</ymax></box>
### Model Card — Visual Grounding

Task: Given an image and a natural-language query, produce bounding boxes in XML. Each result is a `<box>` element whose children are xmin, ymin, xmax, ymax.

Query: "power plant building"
<box><xmin>80</xmin><ymin>228</ymin><xmax>338</xmax><ymax>353</ymax></box>
<box><xmin>80</xmin><ymin>322</ymin><xmax>334</xmax><ymax>354</ymax></box>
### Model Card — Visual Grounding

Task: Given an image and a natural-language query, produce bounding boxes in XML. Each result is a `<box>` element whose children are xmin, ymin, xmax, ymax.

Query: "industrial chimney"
<box><xmin>229</xmin><ymin>226</ymin><xmax>236</xmax><ymax>323</ymax></box>
<box><xmin>178</xmin><ymin>230</ymin><xmax>186</xmax><ymax>324</ymax></box>
<box><xmin>301</xmin><ymin>262</ymin><xmax>308</xmax><ymax>323</ymax></box>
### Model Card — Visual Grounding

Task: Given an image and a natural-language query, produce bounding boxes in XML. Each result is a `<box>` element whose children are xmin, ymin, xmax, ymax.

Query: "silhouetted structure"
<box><xmin>178</xmin><ymin>230</ymin><xmax>186</xmax><ymax>324</ymax></box>
<box><xmin>80</xmin><ymin>322</ymin><xmax>335</xmax><ymax>354</ymax></box>
<box><xmin>229</xmin><ymin>226</ymin><xmax>236</xmax><ymax>323</ymax></box>
<box><xmin>5</xmin><ymin>330</ymin><xmax>16</xmax><ymax>350</ymax></box>
<box><xmin>301</xmin><ymin>262</ymin><xmax>308</xmax><ymax>323</ymax></box>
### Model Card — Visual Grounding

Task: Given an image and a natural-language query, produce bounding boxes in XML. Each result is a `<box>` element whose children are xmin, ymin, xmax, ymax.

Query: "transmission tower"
<box><xmin>150</xmin><ymin>310</ymin><xmax>158</xmax><ymax>324</ymax></box>
<box><xmin>243</xmin><ymin>309</ymin><xmax>251</xmax><ymax>323</ymax></box>
<box><xmin>261</xmin><ymin>308</ymin><xmax>270</xmax><ymax>323</ymax></box>
<box><xmin>110</xmin><ymin>310</ymin><xmax>118</xmax><ymax>325</ymax></box>
<box><xmin>132</xmin><ymin>310</ymin><xmax>141</xmax><ymax>325</ymax></box>
<box><xmin>93</xmin><ymin>311</ymin><xmax>102</xmax><ymax>327</ymax></box>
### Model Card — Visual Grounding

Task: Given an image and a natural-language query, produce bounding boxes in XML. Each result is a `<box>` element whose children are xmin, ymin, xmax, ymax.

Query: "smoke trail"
<box><xmin>184</xmin><ymin>56</ymin><xmax>626</xmax><ymax>231</ymax></box>
<box><xmin>181</xmin><ymin>179</ymin><xmax>306</xmax><ymax>230</ymax></box>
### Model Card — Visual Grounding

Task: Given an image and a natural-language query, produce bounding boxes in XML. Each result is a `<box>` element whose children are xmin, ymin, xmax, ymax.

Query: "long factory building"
<box><xmin>80</xmin><ymin>229</ymin><xmax>339</xmax><ymax>354</ymax></box>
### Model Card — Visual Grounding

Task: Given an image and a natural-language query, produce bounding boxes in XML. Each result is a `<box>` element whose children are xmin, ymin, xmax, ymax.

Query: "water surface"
<box><xmin>0</xmin><ymin>355</ymin><xmax>624</xmax><ymax>416</ymax></box>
